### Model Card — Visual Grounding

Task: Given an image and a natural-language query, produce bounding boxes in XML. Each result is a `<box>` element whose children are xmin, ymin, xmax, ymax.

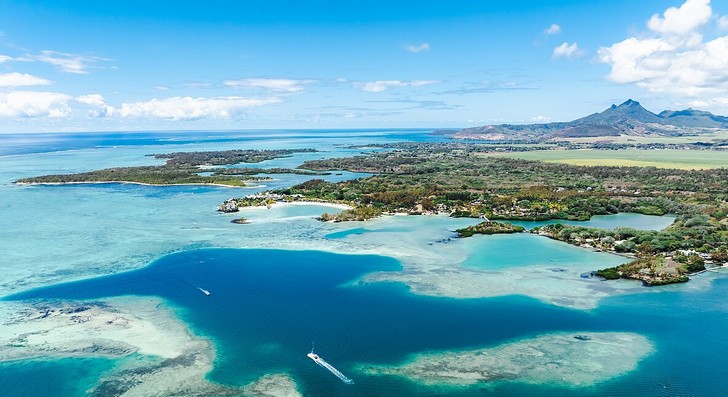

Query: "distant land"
<box><xmin>452</xmin><ymin>100</ymin><xmax>728</xmax><ymax>141</ymax></box>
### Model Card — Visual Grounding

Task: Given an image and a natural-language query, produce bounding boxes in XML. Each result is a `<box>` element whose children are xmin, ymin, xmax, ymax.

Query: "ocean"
<box><xmin>0</xmin><ymin>130</ymin><xmax>726</xmax><ymax>396</ymax></box>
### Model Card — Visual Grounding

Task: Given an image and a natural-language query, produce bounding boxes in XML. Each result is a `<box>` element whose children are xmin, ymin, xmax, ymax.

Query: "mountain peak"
<box><xmin>619</xmin><ymin>99</ymin><xmax>640</xmax><ymax>107</ymax></box>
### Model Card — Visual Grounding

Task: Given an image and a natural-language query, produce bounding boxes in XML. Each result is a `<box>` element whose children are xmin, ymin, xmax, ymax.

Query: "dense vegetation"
<box><xmin>15</xmin><ymin>149</ymin><xmax>317</xmax><ymax>186</ymax></box>
<box><xmin>594</xmin><ymin>255</ymin><xmax>700</xmax><ymax>286</ymax></box>
<box><xmin>456</xmin><ymin>221</ymin><xmax>525</xmax><ymax>237</ymax></box>
<box><xmin>270</xmin><ymin>143</ymin><xmax>727</xmax><ymax>285</ymax></box>
<box><xmin>279</xmin><ymin>147</ymin><xmax>726</xmax><ymax>220</ymax></box>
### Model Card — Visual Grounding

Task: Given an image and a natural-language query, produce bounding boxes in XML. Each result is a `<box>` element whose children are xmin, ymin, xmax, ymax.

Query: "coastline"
<box><xmin>238</xmin><ymin>200</ymin><xmax>353</xmax><ymax>211</ymax></box>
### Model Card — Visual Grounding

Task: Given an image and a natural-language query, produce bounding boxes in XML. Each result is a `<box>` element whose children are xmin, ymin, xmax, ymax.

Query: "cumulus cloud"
<box><xmin>353</xmin><ymin>80</ymin><xmax>438</xmax><ymax>92</ymax></box>
<box><xmin>552</xmin><ymin>42</ymin><xmax>582</xmax><ymax>59</ymax></box>
<box><xmin>545</xmin><ymin>24</ymin><xmax>561</xmax><ymax>35</ymax></box>
<box><xmin>118</xmin><ymin>96</ymin><xmax>280</xmax><ymax>121</ymax></box>
<box><xmin>598</xmin><ymin>0</ymin><xmax>728</xmax><ymax>98</ymax></box>
<box><xmin>75</xmin><ymin>94</ymin><xmax>114</xmax><ymax>117</ymax></box>
<box><xmin>20</xmin><ymin>50</ymin><xmax>110</xmax><ymax>74</ymax></box>
<box><xmin>405</xmin><ymin>43</ymin><xmax>430</xmax><ymax>53</ymax></box>
<box><xmin>0</xmin><ymin>91</ymin><xmax>71</xmax><ymax>118</ymax></box>
<box><xmin>0</xmin><ymin>72</ymin><xmax>52</xmax><ymax>87</ymax></box>
<box><xmin>223</xmin><ymin>78</ymin><xmax>314</xmax><ymax>92</ymax></box>
<box><xmin>646</xmin><ymin>0</ymin><xmax>711</xmax><ymax>35</ymax></box>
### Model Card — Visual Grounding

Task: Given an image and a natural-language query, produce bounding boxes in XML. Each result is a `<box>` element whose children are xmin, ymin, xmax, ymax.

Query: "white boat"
<box><xmin>197</xmin><ymin>287</ymin><xmax>211</xmax><ymax>296</ymax></box>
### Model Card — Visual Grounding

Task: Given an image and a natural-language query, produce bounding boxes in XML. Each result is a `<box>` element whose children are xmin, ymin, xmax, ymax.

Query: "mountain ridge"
<box><xmin>454</xmin><ymin>100</ymin><xmax>728</xmax><ymax>141</ymax></box>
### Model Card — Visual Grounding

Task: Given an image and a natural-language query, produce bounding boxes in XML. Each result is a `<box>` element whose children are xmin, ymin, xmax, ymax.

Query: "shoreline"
<box><xmin>238</xmin><ymin>200</ymin><xmax>353</xmax><ymax>211</ymax></box>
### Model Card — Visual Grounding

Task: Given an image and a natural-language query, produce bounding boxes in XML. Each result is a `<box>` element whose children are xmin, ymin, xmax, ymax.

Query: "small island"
<box><xmin>595</xmin><ymin>253</ymin><xmax>707</xmax><ymax>286</ymax></box>
<box><xmin>456</xmin><ymin>221</ymin><xmax>525</xmax><ymax>237</ymax></box>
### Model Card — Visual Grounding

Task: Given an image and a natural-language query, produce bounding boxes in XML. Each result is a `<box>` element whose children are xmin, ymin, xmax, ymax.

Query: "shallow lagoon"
<box><xmin>507</xmin><ymin>212</ymin><xmax>675</xmax><ymax>231</ymax></box>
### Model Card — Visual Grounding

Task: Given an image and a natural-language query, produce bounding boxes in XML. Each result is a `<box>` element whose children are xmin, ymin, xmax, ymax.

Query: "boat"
<box><xmin>197</xmin><ymin>287</ymin><xmax>211</xmax><ymax>296</ymax></box>
<box><xmin>307</xmin><ymin>343</ymin><xmax>354</xmax><ymax>384</ymax></box>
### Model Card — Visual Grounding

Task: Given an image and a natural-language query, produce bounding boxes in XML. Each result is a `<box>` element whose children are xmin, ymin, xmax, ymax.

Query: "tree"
<box><xmin>636</xmin><ymin>243</ymin><xmax>654</xmax><ymax>257</ymax></box>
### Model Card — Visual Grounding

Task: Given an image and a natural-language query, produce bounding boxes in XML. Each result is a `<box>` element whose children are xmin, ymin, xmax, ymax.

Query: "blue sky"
<box><xmin>1</xmin><ymin>0</ymin><xmax>728</xmax><ymax>132</ymax></box>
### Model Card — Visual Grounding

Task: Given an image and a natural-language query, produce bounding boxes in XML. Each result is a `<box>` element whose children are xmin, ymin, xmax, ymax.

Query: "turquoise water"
<box><xmin>0</xmin><ymin>358</ymin><xmax>116</xmax><ymax>396</ymax></box>
<box><xmin>6</xmin><ymin>248</ymin><xmax>728</xmax><ymax>396</ymax></box>
<box><xmin>460</xmin><ymin>233</ymin><xmax>625</xmax><ymax>271</ymax></box>
<box><xmin>0</xmin><ymin>130</ymin><xmax>426</xmax><ymax>295</ymax></box>
<box><xmin>507</xmin><ymin>212</ymin><xmax>675</xmax><ymax>231</ymax></box>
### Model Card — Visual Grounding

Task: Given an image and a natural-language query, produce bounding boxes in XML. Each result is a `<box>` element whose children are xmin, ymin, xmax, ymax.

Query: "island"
<box><xmin>14</xmin><ymin>149</ymin><xmax>318</xmax><ymax>187</ymax></box>
<box><xmin>455</xmin><ymin>221</ymin><xmax>525</xmax><ymax>237</ymax></box>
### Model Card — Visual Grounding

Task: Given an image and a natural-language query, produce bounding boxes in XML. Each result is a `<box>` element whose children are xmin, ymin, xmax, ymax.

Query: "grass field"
<box><xmin>552</xmin><ymin>131</ymin><xmax>728</xmax><ymax>145</ymax></box>
<box><xmin>481</xmin><ymin>149</ymin><xmax>728</xmax><ymax>169</ymax></box>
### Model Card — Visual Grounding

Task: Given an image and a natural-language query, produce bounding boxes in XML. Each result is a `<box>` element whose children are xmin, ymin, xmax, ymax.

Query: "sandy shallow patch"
<box><xmin>361</xmin><ymin>264</ymin><xmax>640</xmax><ymax>310</ymax></box>
<box><xmin>359</xmin><ymin>332</ymin><xmax>653</xmax><ymax>388</ymax></box>
<box><xmin>0</xmin><ymin>298</ymin><xmax>302</xmax><ymax>397</ymax></box>
<box><xmin>242</xmin><ymin>373</ymin><xmax>303</xmax><ymax>397</ymax></box>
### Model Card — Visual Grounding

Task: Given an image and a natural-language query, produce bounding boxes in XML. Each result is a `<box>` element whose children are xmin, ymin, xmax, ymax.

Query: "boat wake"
<box><xmin>307</xmin><ymin>345</ymin><xmax>354</xmax><ymax>384</ymax></box>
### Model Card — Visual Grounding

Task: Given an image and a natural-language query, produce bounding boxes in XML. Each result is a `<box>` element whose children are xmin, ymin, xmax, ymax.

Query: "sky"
<box><xmin>1</xmin><ymin>0</ymin><xmax>728</xmax><ymax>133</ymax></box>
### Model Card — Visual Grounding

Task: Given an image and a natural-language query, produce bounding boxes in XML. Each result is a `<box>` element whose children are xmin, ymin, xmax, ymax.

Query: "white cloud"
<box><xmin>686</xmin><ymin>97</ymin><xmax>728</xmax><ymax>108</ymax></box>
<box><xmin>531</xmin><ymin>115</ymin><xmax>552</xmax><ymax>123</ymax></box>
<box><xmin>647</xmin><ymin>0</ymin><xmax>711</xmax><ymax>35</ymax></box>
<box><xmin>0</xmin><ymin>55</ymin><xmax>12</xmax><ymax>63</ymax></box>
<box><xmin>353</xmin><ymin>80</ymin><xmax>438</xmax><ymax>92</ymax></box>
<box><xmin>0</xmin><ymin>72</ymin><xmax>52</xmax><ymax>87</ymax></box>
<box><xmin>545</xmin><ymin>24</ymin><xmax>561</xmax><ymax>35</ymax></box>
<box><xmin>405</xmin><ymin>43</ymin><xmax>430</xmax><ymax>53</ymax></box>
<box><xmin>0</xmin><ymin>91</ymin><xmax>71</xmax><ymax>118</ymax></box>
<box><xmin>598</xmin><ymin>0</ymin><xmax>728</xmax><ymax>98</ymax></box>
<box><xmin>75</xmin><ymin>94</ymin><xmax>114</xmax><ymax>117</ymax></box>
<box><xmin>223</xmin><ymin>78</ymin><xmax>314</xmax><ymax>92</ymax></box>
<box><xmin>118</xmin><ymin>96</ymin><xmax>280</xmax><ymax>121</ymax></box>
<box><xmin>20</xmin><ymin>50</ymin><xmax>110</xmax><ymax>74</ymax></box>
<box><xmin>552</xmin><ymin>42</ymin><xmax>582</xmax><ymax>59</ymax></box>
<box><xmin>719</xmin><ymin>15</ymin><xmax>728</xmax><ymax>30</ymax></box>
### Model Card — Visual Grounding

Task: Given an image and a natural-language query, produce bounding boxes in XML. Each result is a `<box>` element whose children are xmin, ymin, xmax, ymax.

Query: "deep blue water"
<box><xmin>6</xmin><ymin>248</ymin><xmax>728</xmax><ymax>396</ymax></box>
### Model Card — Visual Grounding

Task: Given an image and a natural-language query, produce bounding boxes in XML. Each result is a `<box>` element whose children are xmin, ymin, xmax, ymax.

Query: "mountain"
<box><xmin>657</xmin><ymin>108</ymin><xmax>728</xmax><ymax>128</ymax></box>
<box><xmin>453</xmin><ymin>100</ymin><xmax>728</xmax><ymax>141</ymax></box>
